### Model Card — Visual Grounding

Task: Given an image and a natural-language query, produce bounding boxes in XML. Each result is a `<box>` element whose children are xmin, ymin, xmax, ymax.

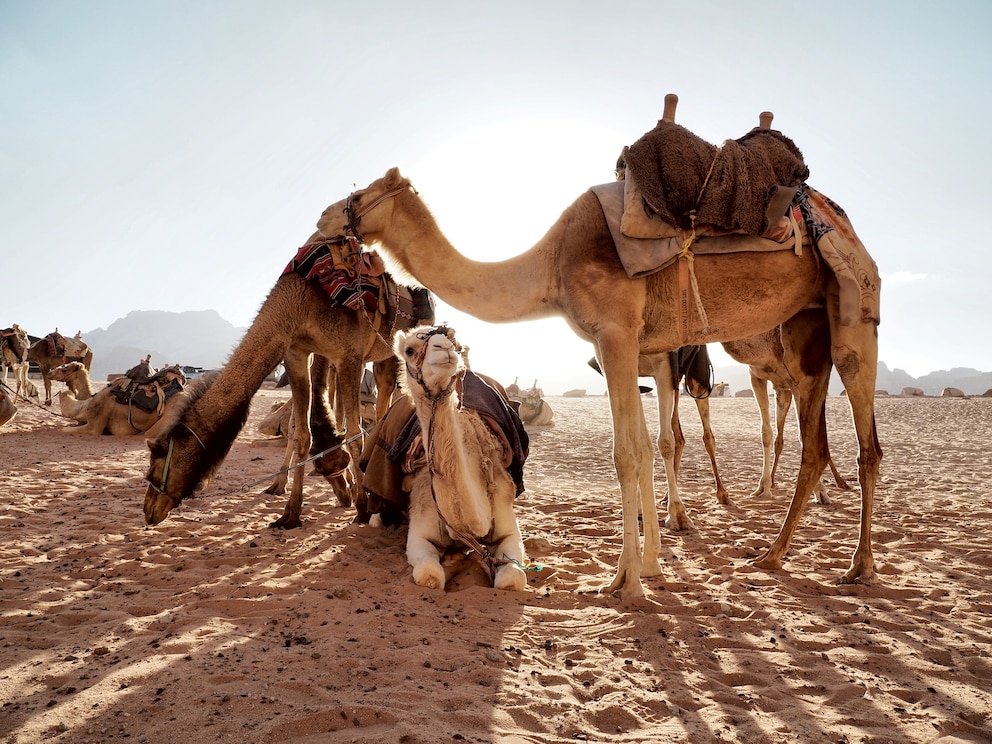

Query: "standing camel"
<box><xmin>143</xmin><ymin>243</ymin><xmax>434</xmax><ymax>528</ymax></box>
<box><xmin>395</xmin><ymin>325</ymin><xmax>529</xmax><ymax>591</ymax></box>
<box><xmin>27</xmin><ymin>330</ymin><xmax>94</xmax><ymax>406</ymax></box>
<box><xmin>722</xmin><ymin>329</ymin><xmax>849</xmax><ymax>502</ymax></box>
<box><xmin>314</xmin><ymin>156</ymin><xmax>881</xmax><ymax>599</ymax></box>
<box><xmin>1</xmin><ymin>325</ymin><xmax>32</xmax><ymax>401</ymax></box>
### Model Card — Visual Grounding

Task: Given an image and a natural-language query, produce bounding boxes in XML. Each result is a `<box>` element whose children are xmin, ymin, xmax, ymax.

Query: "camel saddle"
<box><xmin>283</xmin><ymin>238</ymin><xmax>435</xmax><ymax>336</ymax></box>
<box><xmin>110</xmin><ymin>362</ymin><xmax>186</xmax><ymax>414</ymax></box>
<box><xmin>359</xmin><ymin>371</ymin><xmax>530</xmax><ymax>528</ymax></box>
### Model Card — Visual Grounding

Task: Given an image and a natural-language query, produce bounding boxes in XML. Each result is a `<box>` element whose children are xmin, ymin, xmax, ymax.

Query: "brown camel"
<box><xmin>58</xmin><ymin>385</ymin><xmax>179</xmax><ymax>436</ymax></box>
<box><xmin>721</xmin><ymin>329</ymin><xmax>849</xmax><ymax>502</ymax></box>
<box><xmin>27</xmin><ymin>330</ymin><xmax>94</xmax><ymax>405</ymax></box>
<box><xmin>48</xmin><ymin>361</ymin><xmax>96</xmax><ymax>401</ymax></box>
<box><xmin>0</xmin><ymin>386</ymin><xmax>16</xmax><ymax>427</ymax></box>
<box><xmin>314</xmin><ymin>153</ymin><xmax>882</xmax><ymax>599</ymax></box>
<box><xmin>143</xmin><ymin>263</ymin><xmax>432</xmax><ymax>528</ymax></box>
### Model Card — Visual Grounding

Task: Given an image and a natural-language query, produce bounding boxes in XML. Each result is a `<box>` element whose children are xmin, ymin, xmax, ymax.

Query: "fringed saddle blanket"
<box><xmin>592</xmin><ymin>181</ymin><xmax>880</xmax><ymax>328</ymax></box>
<box><xmin>283</xmin><ymin>239</ymin><xmax>435</xmax><ymax>336</ymax></box>
<box><xmin>359</xmin><ymin>371</ymin><xmax>530</xmax><ymax>528</ymax></box>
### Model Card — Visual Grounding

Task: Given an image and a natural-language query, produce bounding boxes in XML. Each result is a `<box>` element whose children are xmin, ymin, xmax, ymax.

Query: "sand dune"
<box><xmin>1</xmin><ymin>386</ymin><xmax>990</xmax><ymax>743</ymax></box>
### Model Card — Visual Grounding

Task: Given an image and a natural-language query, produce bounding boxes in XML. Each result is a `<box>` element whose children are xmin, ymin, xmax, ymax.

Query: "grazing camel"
<box><xmin>1</xmin><ymin>325</ymin><xmax>32</xmax><ymax>401</ymax></box>
<box><xmin>143</xmin><ymin>248</ymin><xmax>434</xmax><ymax>528</ymax></box>
<box><xmin>315</xmin><ymin>148</ymin><xmax>881</xmax><ymax>600</ymax></box>
<box><xmin>48</xmin><ymin>361</ymin><xmax>96</xmax><ymax>401</ymax></box>
<box><xmin>27</xmin><ymin>330</ymin><xmax>94</xmax><ymax>405</ymax></box>
<box><xmin>395</xmin><ymin>325</ymin><xmax>529</xmax><ymax>591</ymax></box>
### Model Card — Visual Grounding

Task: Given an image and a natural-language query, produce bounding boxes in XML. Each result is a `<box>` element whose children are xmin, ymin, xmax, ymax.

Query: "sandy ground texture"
<box><xmin>1</xmin><ymin>382</ymin><xmax>991</xmax><ymax>744</ymax></box>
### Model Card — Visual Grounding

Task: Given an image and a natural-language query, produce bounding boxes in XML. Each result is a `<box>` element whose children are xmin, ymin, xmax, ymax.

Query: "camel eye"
<box><xmin>405</xmin><ymin>346</ymin><xmax>415</xmax><ymax>357</ymax></box>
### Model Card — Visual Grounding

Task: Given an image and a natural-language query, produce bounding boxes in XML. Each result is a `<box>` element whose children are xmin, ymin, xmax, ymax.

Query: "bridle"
<box><xmin>343</xmin><ymin>182</ymin><xmax>414</xmax><ymax>245</ymax></box>
<box><xmin>145</xmin><ymin>424</ymin><xmax>205</xmax><ymax>497</ymax></box>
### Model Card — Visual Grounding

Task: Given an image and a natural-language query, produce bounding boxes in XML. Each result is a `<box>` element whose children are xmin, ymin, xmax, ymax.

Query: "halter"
<box><xmin>146</xmin><ymin>424</ymin><xmax>206</xmax><ymax>496</ymax></box>
<box><xmin>344</xmin><ymin>183</ymin><xmax>414</xmax><ymax>244</ymax></box>
<box><xmin>404</xmin><ymin>325</ymin><xmax>462</xmax><ymax>402</ymax></box>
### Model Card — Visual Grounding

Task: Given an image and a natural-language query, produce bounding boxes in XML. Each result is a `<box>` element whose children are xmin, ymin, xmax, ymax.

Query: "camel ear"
<box><xmin>146</xmin><ymin>437</ymin><xmax>166</xmax><ymax>456</ymax></box>
<box><xmin>385</xmin><ymin>166</ymin><xmax>404</xmax><ymax>185</ymax></box>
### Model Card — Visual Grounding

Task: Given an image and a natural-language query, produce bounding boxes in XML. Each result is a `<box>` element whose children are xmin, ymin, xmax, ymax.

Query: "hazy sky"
<box><xmin>3</xmin><ymin>1</ymin><xmax>990</xmax><ymax>393</ymax></box>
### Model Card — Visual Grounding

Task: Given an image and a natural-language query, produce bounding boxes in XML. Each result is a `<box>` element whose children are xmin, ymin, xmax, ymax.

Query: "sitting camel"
<box><xmin>0</xmin><ymin>387</ymin><xmax>16</xmax><ymax>427</ymax></box>
<box><xmin>58</xmin><ymin>363</ymin><xmax>187</xmax><ymax>436</ymax></box>
<box><xmin>510</xmin><ymin>379</ymin><xmax>554</xmax><ymax>426</ymax></box>
<box><xmin>394</xmin><ymin>325</ymin><xmax>529</xmax><ymax>591</ymax></box>
<box><xmin>48</xmin><ymin>361</ymin><xmax>96</xmax><ymax>401</ymax></box>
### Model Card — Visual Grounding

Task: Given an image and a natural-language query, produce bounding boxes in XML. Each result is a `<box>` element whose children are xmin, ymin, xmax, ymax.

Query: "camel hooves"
<box><xmin>269</xmin><ymin>517</ymin><xmax>302</xmax><ymax>530</ymax></box>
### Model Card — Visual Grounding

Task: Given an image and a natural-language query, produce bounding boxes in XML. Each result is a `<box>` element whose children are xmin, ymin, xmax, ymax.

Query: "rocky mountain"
<box><xmin>82</xmin><ymin>310</ymin><xmax>247</xmax><ymax>381</ymax></box>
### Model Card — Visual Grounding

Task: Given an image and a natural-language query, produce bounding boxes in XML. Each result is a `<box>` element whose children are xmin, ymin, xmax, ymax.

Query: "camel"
<box><xmin>48</xmin><ymin>361</ymin><xmax>96</xmax><ymax>400</ymax></box>
<box><xmin>27</xmin><ymin>329</ymin><xmax>94</xmax><ymax>405</ymax></box>
<box><xmin>510</xmin><ymin>380</ymin><xmax>555</xmax><ymax>426</ymax></box>
<box><xmin>57</xmin><ymin>365</ymin><xmax>186</xmax><ymax>435</ymax></box>
<box><xmin>395</xmin><ymin>325</ymin><xmax>528</xmax><ymax>591</ymax></box>
<box><xmin>721</xmin><ymin>329</ymin><xmax>849</xmax><ymax>503</ymax></box>
<box><xmin>142</xmin><ymin>252</ymin><xmax>433</xmax><ymax>528</ymax></box>
<box><xmin>0</xmin><ymin>386</ymin><xmax>16</xmax><ymax>427</ymax></box>
<box><xmin>314</xmin><ymin>139</ymin><xmax>882</xmax><ymax>599</ymax></box>
<box><xmin>1</xmin><ymin>325</ymin><xmax>32</xmax><ymax>401</ymax></box>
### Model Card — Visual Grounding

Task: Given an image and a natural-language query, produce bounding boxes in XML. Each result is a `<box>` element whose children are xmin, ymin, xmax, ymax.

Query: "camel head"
<box><xmin>49</xmin><ymin>361</ymin><xmax>86</xmax><ymax>382</ymax></box>
<box><xmin>395</xmin><ymin>324</ymin><xmax>464</xmax><ymax>401</ymax></box>
<box><xmin>315</xmin><ymin>167</ymin><xmax>414</xmax><ymax>246</ymax></box>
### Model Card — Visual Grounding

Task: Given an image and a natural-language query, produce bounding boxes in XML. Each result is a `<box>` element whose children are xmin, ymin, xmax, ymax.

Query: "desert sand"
<box><xmin>1</xmin><ymin>383</ymin><xmax>991</xmax><ymax>744</ymax></box>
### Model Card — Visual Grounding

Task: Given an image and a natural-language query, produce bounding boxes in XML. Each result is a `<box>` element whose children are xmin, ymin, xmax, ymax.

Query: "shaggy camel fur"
<box><xmin>48</xmin><ymin>361</ymin><xmax>96</xmax><ymax>401</ymax></box>
<box><xmin>27</xmin><ymin>331</ymin><xmax>94</xmax><ymax>406</ymax></box>
<box><xmin>143</xmin><ymin>270</ymin><xmax>418</xmax><ymax>528</ymax></box>
<box><xmin>396</xmin><ymin>326</ymin><xmax>528</xmax><ymax>591</ymax></box>
<box><xmin>315</xmin><ymin>161</ymin><xmax>882</xmax><ymax>600</ymax></box>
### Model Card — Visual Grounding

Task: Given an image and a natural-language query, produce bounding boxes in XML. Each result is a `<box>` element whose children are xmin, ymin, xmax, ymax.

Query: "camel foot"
<box><xmin>412</xmin><ymin>563</ymin><xmax>445</xmax><ymax>590</ymax></box>
<box><xmin>839</xmin><ymin>562</ymin><xmax>876</xmax><ymax>585</ymax></box>
<box><xmin>750</xmin><ymin>551</ymin><xmax>784</xmax><ymax>571</ymax></box>
<box><xmin>494</xmin><ymin>563</ymin><xmax>527</xmax><ymax>591</ymax></box>
<box><xmin>263</xmin><ymin>484</ymin><xmax>286</xmax><ymax>496</ymax></box>
<box><xmin>640</xmin><ymin>557</ymin><xmax>663</xmax><ymax>578</ymax></box>
<box><xmin>813</xmin><ymin>483</ymin><xmax>832</xmax><ymax>506</ymax></box>
<box><xmin>603</xmin><ymin>572</ymin><xmax>645</xmax><ymax>600</ymax></box>
<box><xmin>269</xmin><ymin>515</ymin><xmax>302</xmax><ymax>530</ymax></box>
<box><xmin>749</xmin><ymin>484</ymin><xmax>773</xmax><ymax>499</ymax></box>
<box><xmin>664</xmin><ymin>509</ymin><xmax>694</xmax><ymax>532</ymax></box>
<box><xmin>715</xmin><ymin>489</ymin><xmax>731</xmax><ymax>506</ymax></box>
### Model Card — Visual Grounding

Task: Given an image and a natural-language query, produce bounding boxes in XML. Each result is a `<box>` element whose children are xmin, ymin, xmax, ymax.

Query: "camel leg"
<box><xmin>488</xmin><ymin>480</ymin><xmax>528</xmax><ymax>591</ymax></box>
<box><xmin>688</xmin><ymin>378</ymin><xmax>729</xmax><ymax>505</ymax></box>
<box><xmin>829</xmin><ymin>310</ymin><xmax>881</xmax><ymax>584</ymax></box>
<box><xmin>308</xmin><ymin>355</ymin><xmax>352</xmax><ymax>508</ymax></box>
<box><xmin>597</xmin><ymin>333</ymin><xmax>663</xmax><ymax>599</ymax></box>
<box><xmin>753</xmin><ymin>309</ymin><xmax>831</xmax><ymax>571</ymax></box>
<box><xmin>270</xmin><ymin>350</ymin><xmax>312</xmax><ymax>529</ymax></box>
<box><xmin>406</xmin><ymin>471</ymin><xmax>447</xmax><ymax>589</ymax></box>
<box><xmin>774</xmin><ymin>383</ymin><xmax>835</xmax><ymax>505</ymax></box>
<box><xmin>372</xmin><ymin>358</ymin><xmax>398</xmax><ymax>423</ymax></box>
<box><xmin>336</xmin><ymin>358</ymin><xmax>369</xmax><ymax>522</ymax></box>
<box><xmin>645</xmin><ymin>352</ymin><xmax>691</xmax><ymax>533</ymax></box>
<box><xmin>42</xmin><ymin>372</ymin><xmax>53</xmax><ymax>406</ymax></box>
<box><xmin>749</xmin><ymin>374</ymin><xmax>776</xmax><ymax>498</ymax></box>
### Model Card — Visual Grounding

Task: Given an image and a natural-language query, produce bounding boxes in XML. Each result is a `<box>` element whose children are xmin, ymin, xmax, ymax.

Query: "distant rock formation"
<box><xmin>901</xmin><ymin>387</ymin><xmax>925</xmax><ymax>397</ymax></box>
<box><xmin>940</xmin><ymin>387</ymin><xmax>966</xmax><ymax>398</ymax></box>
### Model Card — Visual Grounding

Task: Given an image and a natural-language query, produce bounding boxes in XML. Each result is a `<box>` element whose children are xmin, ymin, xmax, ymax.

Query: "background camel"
<box><xmin>143</xmin><ymin>255</ymin><xmax>432</xmax><ymax>529</ymax></box>
<box><xmin>58</xmin><ymin>382</ymin><xmax>181</xmax><ymax>436</ymax></box>
<box><xmin>315</xmin><ymin>150</ymin><xmax>881</xmax><ymax>600</ymax></box>
<box><xmin>48</xmin><ymin>360</ymin><xmax>96</xmax><ymax>401</ymax></box>
<box><xmin>0</xmin><ymin>386</ymin><xmax>16</xmax><ymax>427</ymax></box>
<box><xmin>394</xmin><ymin>325</ymin><xmax>528</xmax><ymax>591</ymax></box>
<box><xmin>1</xmin><ymin>325</ymin><xmax>32</xmax><ymax>401</ymax></box>
<box><xmin>27</xmin><ymin>330</ymin><xmax>94</xmax><ymax>405</ymax></box>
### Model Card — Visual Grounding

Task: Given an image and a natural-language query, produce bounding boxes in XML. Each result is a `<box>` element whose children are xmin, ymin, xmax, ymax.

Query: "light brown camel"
<box><xmin>143</xmin><ymin>265</ymin><xmax>431</xmax><ymax>528</ymax></box>
<box><xmin>27</xmin><ymin>330</ymin><xmax>94</xmax><ymax>405</ymax></box>
<box><xmin>1</xmin><ymin>325</ymin><xmax>32</xmax><ymax>401</ymax></box>
<box><xmin>396</xmin><ymin>325</ymin><xmax>528</xmax><ymax>591</ymax></box>
<box><xmin>48</xmin><ymin>361</ymin><xmax>96</xmax><ymax>401</ymax></box>
<box><xmin>721</xmin><ymin>330</ymin><xmax>849</xmax><ymax>502</ymax></box>
<box><xmin>58</xmin><ymin>386</ymin><xmax>179</xmax><ymax>436</ymax></box>
<box><xmin>512</xmin><ymin>381</ymin><xmax>555</xmax><ymax>426</ymax></box>
<box><xmin>0</xmin><ymin>386</ymin><xmax>16</xmax><ymax>427</ymax></box>
<box><xmin>315</xmin><ymin>158</ymin><xmax>882</xmax><ymax>599</ymax></box>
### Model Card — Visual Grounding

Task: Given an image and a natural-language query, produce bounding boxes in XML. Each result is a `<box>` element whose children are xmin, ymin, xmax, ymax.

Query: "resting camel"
<box><xmin>57</xmin><ymin>366</ymin><xmax>186</xmax><ymax>436</ymax></box>
<box><xmin>1</xmin><ymin>325</ymin><xmax>32</xmax><ymax>401</ymax></box>
<box><xmin>27</xmin><ymin>330</ymin><xmax>94</xmax><ymax>405</ymax></box>
<box><xmin>511</xmin><ymin>380</ymin><xmax>555</xmax><ymax>426</ymax></box>
<box><xmin>48</xmin><ymin>361</ymin><xmax>96</xmax><ymax>401</ymax></box>
<box><xmin>395</xmin><ymin>325</ymin><xmax>528</xmax><ymax>591</ymax></box>
<box><xmin>0</xmin><ymin>386</ymin><xmax>16</xmax><ymax>427</ymax></box>
<box><xmin>315</xmin><ymin>150</ymin><xmax>882</xmax><ymax>599</ymax></box>
<box><xmin>143</xmin><ymin>259</ymin><xmax>432</xmax><ymax>528</ymax></box>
